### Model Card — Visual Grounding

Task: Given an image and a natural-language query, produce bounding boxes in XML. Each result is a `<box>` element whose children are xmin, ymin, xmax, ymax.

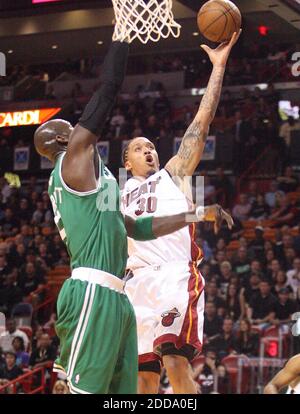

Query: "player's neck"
<box><xmin>132</xmin><ymin>170</ymin><xmax>157</xmax><ymax>181</ymax></box>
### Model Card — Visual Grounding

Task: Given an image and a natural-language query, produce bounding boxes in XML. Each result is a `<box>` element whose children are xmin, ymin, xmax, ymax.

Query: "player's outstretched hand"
<box><xmin>196</xmin><ymin>204</ymin><xmax>234</xmax><ymax>234</ymax></box>
<box><xmin>200</xmin><ymin>29</ymin><xmax>242</xmax><ymax>68</ymax></box>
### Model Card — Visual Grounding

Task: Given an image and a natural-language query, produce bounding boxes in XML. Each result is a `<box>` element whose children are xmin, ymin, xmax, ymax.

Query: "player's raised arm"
<box><xmin>165</xmin><ymin>30</ymin><xmax>241</xmax><ymax>179</ymax></box>
<box><xmin>264</xmin><ymin>354</ymin><xmax>300</xmax><ymax>394</ymax></box>
<box><xmin>62</xmin><ymin>40</ymin><xmax>129</xmax><ymax>192</ymax></box>
<box><xmin>124</xmin><ymin>204</ymin><xmax>233</xmax><ymax>240</ymax></box>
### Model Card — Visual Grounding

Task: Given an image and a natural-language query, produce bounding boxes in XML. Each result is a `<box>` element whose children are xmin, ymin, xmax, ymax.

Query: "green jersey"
<box><xmin>48</xmin><ymin>153</ymin><xmax>127</xmax><ymax>278</ymax></box>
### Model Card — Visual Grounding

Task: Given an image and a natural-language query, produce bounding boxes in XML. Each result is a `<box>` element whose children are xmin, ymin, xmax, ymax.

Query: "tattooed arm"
<box><xmin>165</xmin><ymin>30</ymin><xmax>241</xmax><ymax>179</ymax></box>
<box><xmin>165</xmin><ymin>65</ymin><xmax>225</xmax><ymax>178</ymax></box>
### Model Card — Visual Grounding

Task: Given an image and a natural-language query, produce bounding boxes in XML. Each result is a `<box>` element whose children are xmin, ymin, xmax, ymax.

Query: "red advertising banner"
<box><xmin>0</xmin><ymin>108</ymin><xmax>61</xmax><ymax>128</ymax></box>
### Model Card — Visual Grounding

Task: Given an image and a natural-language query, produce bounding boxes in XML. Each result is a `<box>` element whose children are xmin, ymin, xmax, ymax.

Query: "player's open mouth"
<box><xmin>145</xmin><ymin>155</ymin><xmax>154</xmax><ymax>165</ymax></box>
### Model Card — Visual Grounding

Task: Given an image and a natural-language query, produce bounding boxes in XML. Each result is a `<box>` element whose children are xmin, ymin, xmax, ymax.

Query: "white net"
<box><xmin>112</xmin><ymin>0</ymin><xmax>181</xmax><ymax>44</ymax></box>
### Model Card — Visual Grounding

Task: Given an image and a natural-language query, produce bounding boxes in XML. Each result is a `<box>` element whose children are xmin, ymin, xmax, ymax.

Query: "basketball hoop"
<box><xmin>112</xmin><ymin>0</ymin><xmax>181</xmax><ymax>44</ymax></box>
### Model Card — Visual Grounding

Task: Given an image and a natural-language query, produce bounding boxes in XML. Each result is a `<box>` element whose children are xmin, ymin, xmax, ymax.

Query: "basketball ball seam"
<box><xmin>213</xmin><ymin>0</ymin><xmax>233</xmax><ymax>13</ymax></box>
<box><xmin>225</xmin><ymin>8</ymin><xmax>237</xmax><ymax>33</ymax></box>
<box><xmin>198</xmin><ymin>8</ymin><xmax>228</xmax><ymax>17</ymax></box>
<box><xmin>201</xmin><ymin>10</ymin><xmax>228</xmax><ymax>36</ymax></box>
<box><xmin>217</xmin><ymin>12</ymin><xmax>228</xmax><ymax>43</ymax></box>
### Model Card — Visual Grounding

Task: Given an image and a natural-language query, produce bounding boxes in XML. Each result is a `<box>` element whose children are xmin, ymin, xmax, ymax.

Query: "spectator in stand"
<box><xmin>247</xmin><ymin>279</ymin><xmax>278</xmax><ymax>329</ymax></box>
<box><xmin>31</xmin><ymin>201</ymin><xmax>46</xmax><ymax>225</ymax></box>
<box><xmin>287</xmin><ymin>257</ymin><xmax>300</xmax><ymax>299</ymax></box>
<box><xmin>270</xmin><ymin>288</ymin><xmax>298</xmax><ymax>331</ymax></box>
<box><xmin>249</xmin><ymin>194</ymin><xmax>270</xmax><ymax>220</ymax></box>
<box><xmin>12</xmin><ymin>337</ymin><xmax>30</xmax><ymax>368</ymax></box>
<box><xmin>265</xmin><ymin>249</ymin><xmax>276</xmax><ymax>270</ymax></box>
<box><xmin>0</xmin><ymin>177</ymin><xmax>12</xmax><ymax>204</ymax></box>
<box><xmin>37</xmin><ymin>244</ymin><xmax>53</xmax><ymax>269</ymax></box>
<box><xmin>234</xmin><ymin>319</ymin><xmax>259</xmax><ymax>357</ymax></box>
<box><xmin>249</xmin><ymin>227</ymin><xmax>265</xmax><ymax>262</ymax></box>
<box><xmin>275</xmin><ymin>234</ymin><xmax>295</xmax><ymax>261</ymax></box>
<box><xmin>283</xmin><ymin>247</ymin><xmax>297</xmax><ymax>271</ymax></box>
<box><xmin>29</xmin><ymin>333</ymin><xmax>56</xmax><ymax>369</ymax></box>
<box><xmin>18</xmin><ymin>199</ymin><xmax>31</xmax><ymax>224</ymax></box>
<box><xmin>193</xmin><ymin>349</ymin><xmax>218</xmax><ymax>394</ymax></box>
<box><xmin>30</xmin><ymin>326</ymin><xmax>44</xmax><ymax>351</ymax></box>
<box><xmin>48</xmin><ymin>234</ymin><xmax>65</xmax><ymax>264</ymax></box>
<box><xmin>18</xmin><ymin>262</ymin><xmax>45</xmax><ymax>297</ymax></box>
<box><xmin>267</xmin><ymin>258</ymin><xmax>282</xmax><ymax>283</ymax></box>
<box><xmin>0</xmin><ymin>352</ymin><xmax>23</xmax><ymax>389</ymax></box>
<box><xmin>205</xmin><ymin>280</ymin><xmax>226</xmax><ymax>309</ymax></box>
<box><xmin>226</xmin><ymin>284</ymin><xmax>243</xmax><ymax>321</ymax></box>
<box><xmin>0</xmin><ymin>319</ymin><xmax>29</xmax><ymax>353</ymax></box>
<box><xmin>0</xmin><ymin>272</ymin><xmax>23</xmax><ymax>316</ymax></box>
<box><xmin>209</xmin><ymin>318</ymin><xmax>236</xmax><ymax>359</ymax></box>
<box><xmin>19</xmin><ymin>225</ymin><xmax>32</xmax><ymax>248</ymax></box>
<box><xmin>265</xmin><ymin>181</ymin><xmax>282</xmax><ymax>209</ymax></box>
<box><xmin>43</xmin><ymin>313</ymin><xmax>57</xmax><ymax>338</ymax></box>
<box><xmin>269</xmin><ymin>194</ymin><xmax>299</xmax><ymax>227</ymax></box>
<box><xmin>52</xmin><ymin>380</ymin><xmax>69</xmax><ymax>394</ymax></box>
<box><xmin>247</xmin><ymin>181</ymin><xmax>259</xmax><ymax>205</ymax></box>
<box><xmin>56</xmin><ymin>249</ymin><xmax>70</xmax><ymax>266</ymax></box>
<box><xmin>0</xmin><ymin>255</ymin><xmax>10</xmax><ymax>289</ymax></box>
<box><xmin>250</xmin><ymin>259</ymin><xmax>263</xmax><ymax>277</ymax></box>
<box><xmin>272</xmin><ymin>270</ymin><xmax>293</xmax><ymax>297</ymax></box>
<box><xmin>215</xmin><ymin>364</ymin><xmax>230</xmax><ymax>394</ymax></box>
<box><xmin>0</xmin><ymin>208</ymin><xmax>19</xmax><ymax>237</ymax></box>
<box><xmin>277</xmin><ymin>166</ymin><xmax>299</xmax><ymax>193</ymax></box>
<box><xmin>219</xmin><ymin>261</ymin><xmax>234</xmax><ymax>298</ymax></box>
<box><xmin>279</xmin><ymin>116</ymin><xmax>300</xmax><ymax>155</ymax></box>
<box><xmin>232</xmin><ymin>194</ymin><xmax>252</xmax><ymax>221</ymax></box>
<box><xmin>218</xmin><ymin>215</ymin><xmax>244</xmax><ymax>243</ymax></box>
<box><xmin>204</xmin><ymin>301</ymin><xmax>223</xmax><ymax>342</ymax></box>
<box><xmin>233</xmin><ymin>247</ymin><xmax>251</xmax><ymax>284</ymax></box>
<box><xmin>216</xmin><ymin>238</ymin><xmax>226</xmax><ymax>252</ymax></box>
<box><xmin>210</xmin><ymin>250</ymin><xmax>227</xmax><ymax>275</ymax></box>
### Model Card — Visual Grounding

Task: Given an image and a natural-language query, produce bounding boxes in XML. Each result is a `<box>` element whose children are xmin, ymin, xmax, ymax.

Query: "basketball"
<box><xmin>197</xmin><ymin>0</ymin><xmax>242</xmax><ymax>43</ymax></box>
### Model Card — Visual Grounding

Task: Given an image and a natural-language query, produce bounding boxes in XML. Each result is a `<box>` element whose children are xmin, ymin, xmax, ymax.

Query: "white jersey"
<box><xmin>121</xmin><ymin>169</ymin><xmax>202</xmax><ymax>271</ymax></box>
<box><xmin>286</xmin><ymin>381</ymin><xmax>300</xmax><ymax>394</ymax></box>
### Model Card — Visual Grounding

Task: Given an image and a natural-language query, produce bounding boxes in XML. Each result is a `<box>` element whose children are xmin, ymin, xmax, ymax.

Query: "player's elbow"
<box><xmin>124</xmin><ymin>215</ymin><xmax>135</xmax><ymax>238</ymax></box>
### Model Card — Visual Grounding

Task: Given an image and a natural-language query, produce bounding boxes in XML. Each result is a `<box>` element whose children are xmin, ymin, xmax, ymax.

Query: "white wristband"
<box><xmin>196</xmin><ymin>206</ymin><xmax>205</xmax><ymax>221</ymax></box>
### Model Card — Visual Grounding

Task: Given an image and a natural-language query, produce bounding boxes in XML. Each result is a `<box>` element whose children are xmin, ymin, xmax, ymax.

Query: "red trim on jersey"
<box><xmin>153</xmin><ymin>334</ymin><xmax>181</xmax><ymax>350</ymax></box>
<box><xmin>189</xmin><ymin>224</ymin><xmax>203</xmax><ymax>262</ymax></box>
<box><xmin>180</xmin><ymin>263</ymin><xmax>204</xmax><ymax>349</ymax></box>
<box><xmin>153</xmin><ymin>264</ymin><xmax>204</xmax><ymax>354</ymax></box>
<box><xmin>139</xmin><ymin>352</ymin><xmax>161</xmax><ymax>364</ymax></box>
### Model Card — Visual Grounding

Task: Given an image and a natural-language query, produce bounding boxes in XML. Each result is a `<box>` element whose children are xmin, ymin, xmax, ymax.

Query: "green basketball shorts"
<box><xmin>53</xmin><ymin>267</ymin><xmax>138</xmax><ymax>394</ymax></box>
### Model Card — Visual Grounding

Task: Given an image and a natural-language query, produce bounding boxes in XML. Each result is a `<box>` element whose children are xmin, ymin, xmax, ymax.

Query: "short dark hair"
<box><xmin>12</xmin><ymin>336</ymin><xmax>25</xmax><ymax>351</ymax></box>
<box><xmin>5</xmin><ymin>351</ymin><xmax>16</xmax><ymax>359</ymax></box>
<box><xmin>122</xmin><ymin>139</ymin><xmax>133</xmax><ymax>166</ymax></box>
<box><xmin>260</xmin><ymin>278</ymin><xmax>271</xmax><ymax>285</ymax></box>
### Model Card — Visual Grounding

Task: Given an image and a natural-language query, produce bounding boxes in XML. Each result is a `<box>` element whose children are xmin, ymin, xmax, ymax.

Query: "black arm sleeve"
<box><xmin>78</xmin><ymin>41</ymin><xmax>129</xmax><ymax>136</ymax></box>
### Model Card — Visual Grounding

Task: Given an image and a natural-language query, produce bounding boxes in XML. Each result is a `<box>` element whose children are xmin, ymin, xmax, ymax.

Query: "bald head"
<box><xmin>34</xmin><ymin>119</ymin><xmax>73</xmax><ymax>163</ymax></box>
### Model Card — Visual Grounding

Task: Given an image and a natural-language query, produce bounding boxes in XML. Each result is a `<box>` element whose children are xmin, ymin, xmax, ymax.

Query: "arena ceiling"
<box><xmin>0</xmin><ymin>0</ymin><xmax>299</xmax><ymax>65</ymax></box>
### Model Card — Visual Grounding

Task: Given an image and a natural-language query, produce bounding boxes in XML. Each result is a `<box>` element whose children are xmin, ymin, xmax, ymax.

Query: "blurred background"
<box><xmin>0</xmin><ymin>0</ymin><xmax>300</xmax><ymax>394</ymax></box>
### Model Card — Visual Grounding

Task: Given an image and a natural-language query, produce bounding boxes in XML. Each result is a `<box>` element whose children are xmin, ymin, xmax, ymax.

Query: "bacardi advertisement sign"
<box><xmin>0</xmin><ymin>108</ymin><xmax>61</xmax><ymax>128</ymax></box>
